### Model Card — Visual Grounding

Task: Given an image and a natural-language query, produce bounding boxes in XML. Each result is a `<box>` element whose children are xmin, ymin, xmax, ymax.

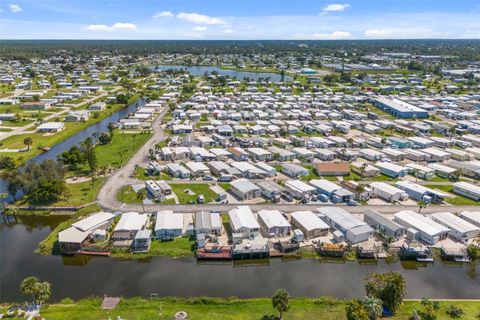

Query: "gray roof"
<box><xmin>364</xmin><ymin>209</ymin><xmax>405</xmax><ymax>232</ymax></box>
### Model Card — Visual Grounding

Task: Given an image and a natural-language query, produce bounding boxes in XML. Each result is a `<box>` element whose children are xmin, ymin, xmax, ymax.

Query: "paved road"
<box><xmin>100</xmin><ymin>201</ymin><xmax>480</xmax><ymax>214</ymax></box>
<box><xmin>97</xmin><ymin>106</ymin><xmax>169</xmax><ymax>210</ymax></box>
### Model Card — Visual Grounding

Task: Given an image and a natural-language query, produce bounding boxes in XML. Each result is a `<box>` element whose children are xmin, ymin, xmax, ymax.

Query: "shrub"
<box><xmin>445</xmin><ymin>305</ymin><xmax>464</xmax><ymax>319</ymax></box>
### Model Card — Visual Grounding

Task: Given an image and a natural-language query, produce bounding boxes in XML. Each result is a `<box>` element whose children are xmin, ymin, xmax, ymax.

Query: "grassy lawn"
<box><xmin>425</xmin><ymin>184</ymin><xmax>480</xmax><ymax>205</ymax></box>
<box><xmin>134</xmin><ymin>166</ymin><xmax>171</xmax><ymax>181</ymax></box>
<box><xmin>171</xmin><ymin>183</ymin><xmax>218</xmax><ymax>204</ymax></box>
<box><xmin>113</xmin><ymin>237</ymin><xmax>195</xmax><ymax>259</ymax></box>
<box><xmin>369</xmin><ymin>174</ymin><xmax>399</xmax><ymax>182</ymax></box>
<box><xmin>16</xmin><ymin>177</ymin><xmax>105</xmax><ymax>207</ymax></box>
<box><xmin>18</xmin><ymin>297</ymin><xmax>480</xmax><ymax>320</ymax></box>
<box><xmin>343</xmin><ymin>171</ymin><xmax>362</xmax><ymax>181</ymax></box>
<box><xmin>116</xmin><ymin>186</ymin><xmax>144</xmax><ymax>204</ymax></box>
<box><xmin>95</xmin><ymin>130</ymin><xmax>152</xmax><ymax>169</ymax></box>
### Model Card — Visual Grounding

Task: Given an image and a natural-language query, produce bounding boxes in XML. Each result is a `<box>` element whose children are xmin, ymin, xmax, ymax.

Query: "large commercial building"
<box><xmin>372</xmin><ymin>97</ymin><xmax>429</xmax><ymax>119</ymax></box>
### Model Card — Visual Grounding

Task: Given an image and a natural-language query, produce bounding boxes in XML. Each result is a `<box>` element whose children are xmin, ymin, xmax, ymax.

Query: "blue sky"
<box><xmin>1</xmin><ymin>0</ymin><xmax>480</xmax><ymax>39</ymax></box>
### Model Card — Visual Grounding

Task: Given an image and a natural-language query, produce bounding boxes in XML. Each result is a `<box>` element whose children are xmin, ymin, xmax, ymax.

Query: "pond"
<box><xmin>152</xmin><ymin>65</ymin><xmax>293</xmax><ymax>82</ymax></box>
<box><xmin>1</xmin><ymin>216</ymin><xmax>478</xmax><ymax>302</ymax></box>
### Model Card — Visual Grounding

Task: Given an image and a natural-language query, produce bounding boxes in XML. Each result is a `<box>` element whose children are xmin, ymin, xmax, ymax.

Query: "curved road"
<box><xmin>97</xmin><ymin>106</ymin><xmax>169</xmax><ymax>210</ymax></box>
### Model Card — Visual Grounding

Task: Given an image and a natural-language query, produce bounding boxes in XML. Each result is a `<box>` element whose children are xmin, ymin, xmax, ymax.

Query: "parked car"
<box><xmin>202</xmin><ymin>176</ymin><xmax>214</xmax><ymax>181</ymax></box>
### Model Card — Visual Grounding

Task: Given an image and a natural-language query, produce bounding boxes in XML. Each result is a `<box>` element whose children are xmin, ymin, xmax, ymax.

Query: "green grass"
<box><xmin>171</xmin><ymin>183</ymin><xmax>219</xmax><ymax>204</ymax></box>
<box><xmin>116</xmin><ymin>186</ymin><xmax>144</xmax><ymax>204</ymax></box>
<box><xmin>425</xmin><ymin>185</ymin><xmax>480</xmax><ymax>205</ymax></box>
<box><xmin>343</xmin><ymin>172</ymin><xmax>362</xmax><ymax>181</ymax></box>
<box><xmin>113</xmin><ymin>237</ymin><xmax>195</xmax><ymax>259</ymax></box>
<box><xmin>95</xmin><ymin>130</ymin><xmax>152</xmax><ymax>169</ymax></box>
<box><xmin>11</xmin><ymin>297</ymin><xmax>480</xmax><ymax>320</ymax></box>
<box><xmin>134</xmin><ymin>166</ymin><xmax>171</xmax><ymax>181</ymax></box>
<box><xmin>369</xmin><ymin>174</ymin><xmax>399</xmax><ymax>182</ymax></box>
<box><xmin>16</xmin><ymin>177</ymin><xmax>105</xmax><ymax>207</ymax></box>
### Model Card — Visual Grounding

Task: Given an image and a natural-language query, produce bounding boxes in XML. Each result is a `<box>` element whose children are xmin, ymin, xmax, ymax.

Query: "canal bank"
<box><xmin>1</xmin><ymin>217</ymin><xmax>478</xmax><ymax>302</ymax></box>
<box><xmin>0</xmin><ymin>97</ymin><xmax>145</xmax><ymax>194</ymax></box>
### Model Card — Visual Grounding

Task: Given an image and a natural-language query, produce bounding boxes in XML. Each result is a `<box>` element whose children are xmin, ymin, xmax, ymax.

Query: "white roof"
<box><xmin>370</xmin><ymin>182</ymin><xmax>405</xmax><ymax>196</ymax></box>
<box><xmin>285</xmin><ymin>180</ymin><xmax>315</xmax><ymax>193</ymax></box>
<box><xmin>58</xmin><ymin>227</ymin><xmax>90</xmax><ymax>243</ymax></box>
<box><xmin>228</xmin><ymin>206</ymin><xmax>260</xmax><ymax>230</ymax></box>
<box><xmin>431</xmin><ymin>212</ymin><xmax>479</xmax><ymax>234</ymax></box>
<box><xmin>460</xmin><ymin>211</ymin><xmax>480</xmax><ymax>226</ymax></box>
<box><xmin>37</xmin><ymin>122</ymin><xmax>64</xmax><ymax>129</ymax></box>
<box><xmin>114</xmin><ymin>212</ymin><xmax>148</xmax><ymax>232</ymax></box>
<box><xmin>309</xmin><ymin>179</ymin><xmax>340</xmax><ymax>193</ymax></box>
<box><xmin>155</xmin><ymin>211</ymin><xmax>184</xmax><ymax>230</ymax></box>
<box><xmin>257</xmin><ymin>210</ymin><xmax>290</xmax><ymax>229</ymax></box>
<box><xmin>394</xmin><ymin>210</ymin><xmax>450</xmax><ymax>237</ymax></box>
<box><xmin>291</xmin><ymin>211</ymin><xmax>329</xmax><ymax>231</ymax></box>
<box><xmin>317</xmin><ymin>207</ymin><xmax>366</xmax><ymax>230</ymax></box>
<box><xmin>185</xmin><ymin>161</ymin><xmax>209</xmax><ymax>172</ymax></box>
<box><xmin>72</xmin><ymin>212</ymin><xmax>115</xmax><ymax>232</ymax></box>
<box><xmin>231</xmin><ymin>179</ymin><xmax>260</xmax><ymax>193</ymax></box>
<box><xmin>454</xmin><ymin>181</ymin><xmax>480</xmax><ymax>195</ymax></box>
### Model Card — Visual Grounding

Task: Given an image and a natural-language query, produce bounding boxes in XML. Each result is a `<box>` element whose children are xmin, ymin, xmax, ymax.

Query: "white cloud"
<box><xmin>86</xmin><ymin>24</ymin><xmax>113</xmax><ymax>32</ymax></box>
<box><xmin>111</xmin><ymin>22</ymin><xmax>137</xmax><ymax>30</ymax></box>
<box><xmin>223</xmin><ymin>28</ymin><xmax>234</xmax><ymax>34</ymax></box>
<box><xmin>177</xmin><ymin>12</ymin><xmax>225</xmax><ymax>25</ymax></box>
<box><xmin>85</xmin><ymin>22</ymin><xmax>137</xmax><ymax>32</ymax></box>
<box><xmin>322</xmin><ymin>3</ymin><xmax>351</xmax><ymax>13</ymax></box>
<box><xmin>193</xmin><ymin>26</ymin><xmax>207</xmax><ymax>32</ymax></box>
<box><xmin>312</xmin><ymin>31</ymin><xmax>351</xmax><ymax>39</ymax></box>
<box><xmin>153</xmin><ymin>11</ymin><xmax>173</xmax><ymax>19</ymax></box>
<box><xmin>364</xmin><ymin>28</ymin><xmax>432</xmax><ymax>39</ymax></box>
<box><xmin>8</xmin><ymin>4</ymin><xmax>23</xmax><ymax>13</ymax></box>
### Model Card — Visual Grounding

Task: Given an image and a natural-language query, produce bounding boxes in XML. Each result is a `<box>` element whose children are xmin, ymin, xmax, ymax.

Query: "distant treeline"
<box><xmin>1</xmin><ymin>39</ymin><xmax>479</xmax><ymax>60</ymax></box>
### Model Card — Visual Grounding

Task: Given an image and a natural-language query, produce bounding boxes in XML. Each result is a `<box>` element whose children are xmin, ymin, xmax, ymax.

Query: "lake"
<box><xmin>152</xmin><ymin>65</ymin><xmax>293</xmax><ymax>82</ymax></box>
<box><xmin>1</xmin><ymin>216</ymin><xmax>478</xmax><ymax>302</ymax></box>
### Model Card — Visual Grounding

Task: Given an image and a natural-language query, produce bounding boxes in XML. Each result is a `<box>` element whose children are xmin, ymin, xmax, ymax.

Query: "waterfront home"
<box><xmin>36</xmin><ymin>122</ymin><xmax>65</xmax><ymax>133</ymax></box>
<box><xmin>195</xmin><ymin>211</ymin><xmax>222</xmax><ymax>235</ymax></box>
<box><xmin>133</xmin><ymin>229</ymin><xmax>152</xmax><ymax>253</ymax></box>
<box><xmin>393</xmin><ymin>210</ymin><xmax>450</xmax><ymax>245</ymax></box>
<box><xmin>317</xmin><ymin>207</ymin><xmax>373</xmax><ymax>244</ymax></box>
<box><xmin>364</xmin><ymin>209</ymin><xmax>406</xmax><ymax>239</ymax></box>
<box><xmin>111</xmin><ymin>212</ymin><xmax>149</xmax><ymax>246</ymax></box>
<box><xmin>430</xmin><ymin>212</ymin><xmax>480</xmax><ymax>243</ymax></box>
<box><xmin>290</xmin><ymin>211</ymin><xmax>330</xmax><ymax>239</ymax></box>
<box><xmin>88</xmin><ymin>102</ymin><xmax>106</xmax><ymax>110</ymax></box>
<box><xmin>64</xmin><ymin>110</ymin><xmax>90</xmax><ymax>122</ymax></box>
<box><xmin>459</xmin><ymin>211</ymin><xmax>480</xmax><ymax>228</ymax></box>
<box><xmin>154</xmin><ymin>211</ymin><xmax>184</xmax><ymax>240</ymax></box>
<box><xmin>228</xmin><ymin>206</ymin><xmax>260</xmax><ymax>239</ymax></box>
<box><xmin>58</xmin><ymin>227</ymin><xmax>90</xmax><ymax>255</ymax></box>
<box><xmin>72</xmin><ymin>211</ymin><xmax>116</xmax><ymax>232</ymax></box>
<box><xmin>257</xmin><ymin>210</ymin><xmax>291</xmax><ymax>237</ymax></box>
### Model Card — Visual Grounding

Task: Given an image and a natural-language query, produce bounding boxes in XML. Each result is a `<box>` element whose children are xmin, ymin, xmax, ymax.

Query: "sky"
<box><xmin>1</xmin><ymin>0</ymin><xmax>480</xmax><ymax>40</ymax></box>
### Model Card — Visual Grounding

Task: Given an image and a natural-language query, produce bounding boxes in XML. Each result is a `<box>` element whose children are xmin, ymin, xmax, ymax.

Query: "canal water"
<box><xmin>1</xmin><ymin>216</ymin><xmax>479</xmax><ymax>302</ymax></box>
<box><xmin>0</xmin><ymin>99</ymin><xmax>145</xmax><ymax>193</ymax></box>
<box><xmin>152</xmin><ymin>65</ymin><xmax>293</xmax><ymax>82</ymax></box>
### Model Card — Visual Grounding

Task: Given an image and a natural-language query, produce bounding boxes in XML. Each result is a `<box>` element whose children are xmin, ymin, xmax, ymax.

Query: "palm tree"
<box><xmin>418</xmin><ymin>200</ymin><xmax>429</xmax><ymax>213</ymax></box>
<box><xmin>271</xmin><ymin>289</ymin><xmax>290</xmax><ymax>320</ymax></box>
<box><xmin>355</xmin><ymin>183</ymin><xmax>366</xmax><ymax>197</ymax></box>
<box><xmin>360</xmin><ymin>163</ymin><xmax>368</xmax><ymax>179</ymax></box>
<box><xmin>33</xmin><ymin>281</ymin><xmax>51</xmax><ymax>305</ymax></box>
<box><xmin>411</xmin><ymin>169</ymin><xmax>419</xmax><ymax>183</ymax></box>
<box><xmin>136</xmin><ymin>189</ymin><xmax>147</xmax><ymax>213</ymax></box>
<box><xmin>452</xmin><ymin>168</ymin><xmax>463</xmax><ymax>181</ymax></box>
<box><xmin>363</xmin><ymin>296</ymin><xmax>383</xmax><ymax>320</ymax></box>
<box><xmin>23</xmin><ymin>137</ymin><xmax>33</xmax><ymax>151</ymax></box>
<box><xmin>20</xmin><ymin>276</ymin><xmax>39</xmax><ymax>304</ymax></box>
